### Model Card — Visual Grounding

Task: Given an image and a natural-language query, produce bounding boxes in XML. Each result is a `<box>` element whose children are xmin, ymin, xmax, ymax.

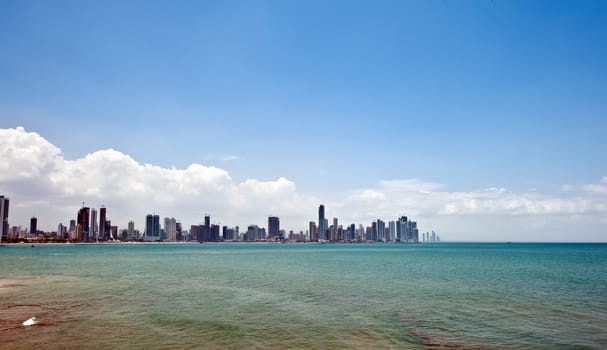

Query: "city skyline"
<box><xmin>1</xmin><ymin>1</ymin><xmax>606</xmax><ymax>241</ymax></box>
<box><xmin>0</xmin><ymin>197</ymin><xmax>432</xmax><ymax>244</ymax></box>
<box><xmin>1</xmin><ymin>126</ymin><xmax>606</xmax><ymax>242</ymax></box>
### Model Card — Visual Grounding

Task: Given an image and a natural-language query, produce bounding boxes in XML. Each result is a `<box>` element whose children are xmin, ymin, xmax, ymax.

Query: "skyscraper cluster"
<box><xmin>0</xmin><ymin>195</ymin><xmax>433</xmax><ymax>243</ymax></box>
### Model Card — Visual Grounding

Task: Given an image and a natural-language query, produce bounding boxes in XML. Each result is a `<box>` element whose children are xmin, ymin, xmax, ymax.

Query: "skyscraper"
<box><xmin>58</xmin><ymin>223</ymin><xmax>67</xmax><ymax>239</ymax></box>
<box><xmin>268</xmin><ymin>216</ymin><xmax>280</xmax><ymax>239</ymax></box>
<box><xmin>77</xmin><ymin>207</ymin><xmax>90</xmax><ymax>241</ymax></box>
<box><xmin>30</xmin><ymin>217</ymin><xmax>37</xmax><ymax>235</ymax></box>
<box><xmin>331</xmin><ymin>217</ymin><xmax>338</xmax><ymax>241</ymax></box>
<box><xmin>318</xmin><ymin>204</ymin><xmax>326</xmax><ymax>241</ymax></box>
<box><xmin>128</xmin><ymin>220</ymin><xmax>135</xmax><ymax>240</ymax></box>
<box><xmin>376</xmin><ymin>219</ymin><xmax>385</xmax><ymax>242</ymax></box>
<box><xmin>90</xmin><ymin>208</ymin><xmax>97</xmax><ymax>241</ymax></box>
<box><xmin>164</xmin><ymin>217</ymin><xmax>177</xmax><ymax>242</ymax></box>
<box><xmin>309</xmin><ymin>221</ymin><xmax>316</xmax><ymax>242</ymax></box>
<box><xmin>396</xmin><ymin>216</ymin><xmax>408</xmax><ymax>242</ymax></box>
<box><xmin>99</xmin><ymin>206</ymin><xmax>106</xmax><ymax>241</ymax></box>
<box><xmin>388</xmin><ymin>221</ymin><xmax>396</xmax><ymax>242</ymax></box>
<box><xmin>199</xmin><ymin>214</ymin><xmax>211</xmax><ymax>242</ymax></box>
<box><xmin>145</xmin><ymin>214</ymin><xmax>160</xmax><ymax>241</ymax></box>
<box><xmin>0</xmin><ymin>195</ymin><xmax>9</xmax><ymax>243</ymax></box>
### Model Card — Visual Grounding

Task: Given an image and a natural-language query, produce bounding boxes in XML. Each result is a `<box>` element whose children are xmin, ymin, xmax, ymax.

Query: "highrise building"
<box><xmin>388</xmin><ymin>221</ymin><xmax>396</xmax><ymax>242</ymax></box>
<box><xmin>30</xmin><ymin>217</ymin><xmax>37</xmax><ymax>235</ymax></box>
<box><xmin>68</xmin><ymin>219</ymin><xmax>76</xmax><ymax>235</ymax></box>
<box><xmin>145</xmin><ymin>214</ymin><xmax>160</xmax><ymax>241</ymax></box>
<box><xmin>128</xmin><ymin>221</ymin><xmax>135</xmax><ymax>239</ymax></box>
<box><xmin>331</xmin><ymin>217</ymin><xmax>338</xmax><ymax>241</ymax></box>
<box><xmin>246</xmin><ymin>225</ymin><xmax>261</xmax><ymax>241</ymax></box>
<box><xmin>268</xmin><ymin>216</ymin><xmax>280</xmax><ymax>239</ymax></box>
<box><xmin>318</xmin><ymin>205</ymin><xmax>326</xmax><ymax>241</ymax></box>
<box><xmin>197</xmin><ymin>214</ymin><xmax>211</xmax><ymax>242</ymax></box>
<box><xmin>164</xmin><ymin>217</ymin><xmax>177</xmax><ymax>242</ymax></box>
<box><xmin>176</xmin><ymin>222</ymin><xmax>182</xmax><ymax>241</ymax></box>
<box><xmin>210</xmin><ymin>224</ymin><xmax>220</xmax><ymax>241</ymax></box>
<box><xmin>396</xmin><ymin>216</ymin><xmax>408</xmax><ymax>242</ymax></box>
<box><xmin>376</xmin><ymin>219</ymin><xmax>385</xmax><ymax>242</ymax></box>
<box><xmin>407</xmin><ymin>221</ymin><xmax>419</xmax><ymax>242</ymax></box>
<box><xmin>371</xmin><ymin>221</ymin><xmax>378</xmax><ymax>241</ymax></box>
<box><xmin>77</xmin><ymin>207</ymin><xmax>90</xmax><ymax>241</ymax></box>
<box><xmin>90</xmin><ymin>209</ymin><xmax>97</xmax><ymax>241</ymax></box>
<box><xmin>309</xmin><ymin>221</ymin><xmax>316</xmax><ymax>242</ymax></box>
<box><xmin>0</xmin><ymin>195</ymin><xmax>9</xmax><ymax>243</ymax></box>
<box><xmin>58</xmin><ymin>223</ymin><xmax>67</xmax><ymax>239</ymax></box>
<box><xmin>99</xmin><ymin>207</ymin><xmax>106</xmax><ymax>241</ymax></box>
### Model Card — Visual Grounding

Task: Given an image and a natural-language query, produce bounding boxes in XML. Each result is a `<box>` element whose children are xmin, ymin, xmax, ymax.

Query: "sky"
<box><xmin>1</xmin><ymin>0</ymin><xmax>606</xmax><ymax>241</ymax></box>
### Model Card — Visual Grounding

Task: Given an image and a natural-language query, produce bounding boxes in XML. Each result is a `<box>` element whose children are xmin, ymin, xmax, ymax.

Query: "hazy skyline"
<box><xmin>1</xmin><ymin>1</ymin><xmax>606</xmax><ymax>241</ymax></box>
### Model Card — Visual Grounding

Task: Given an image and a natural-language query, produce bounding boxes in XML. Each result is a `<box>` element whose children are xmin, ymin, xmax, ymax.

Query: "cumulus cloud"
<box><xmin>582</xmin><ymin>177</ymin><xmax>607</xmax><ymax>195</ymax></box>
<box><xmin>0</xmin><ymin>127</ymin><xmax>605</xmax><ymax>242</ymax></box>
<box><xmin>0</xmin><ymin>127</ymin><xmax>319</xmax><ymax>232</ymax></box>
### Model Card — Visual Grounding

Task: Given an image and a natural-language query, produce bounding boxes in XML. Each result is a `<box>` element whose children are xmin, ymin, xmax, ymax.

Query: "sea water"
<box><xmin>1</xmin><ymin>243</ymin><xmax>606</xmax><ymax>349</ymax></box>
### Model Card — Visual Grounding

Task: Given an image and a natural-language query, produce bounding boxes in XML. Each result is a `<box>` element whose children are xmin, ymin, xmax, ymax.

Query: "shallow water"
<box><xmin>1</xmin><ymin>243</ymin><xmax>606</xmax><ymax>349</ymax></box>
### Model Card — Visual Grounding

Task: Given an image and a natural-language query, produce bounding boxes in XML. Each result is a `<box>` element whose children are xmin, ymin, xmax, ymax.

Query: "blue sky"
<box><xmin>1</xmin><ymin>1</ymin><xmax>606</xmax><ymax>240</ymax></box>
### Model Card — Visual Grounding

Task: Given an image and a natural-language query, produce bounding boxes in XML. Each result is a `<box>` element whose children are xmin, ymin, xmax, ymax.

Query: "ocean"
<box><xmin>1</xmin><ymin>243</ymin><xmax>606</xmax><ymax>349</ymax></box>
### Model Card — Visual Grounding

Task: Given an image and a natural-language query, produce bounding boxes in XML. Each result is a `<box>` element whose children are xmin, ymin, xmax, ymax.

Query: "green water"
<box><xmin>1</xmin><ymin>243</ymin><xmax>606</xmax><ymax>349</ymax></box>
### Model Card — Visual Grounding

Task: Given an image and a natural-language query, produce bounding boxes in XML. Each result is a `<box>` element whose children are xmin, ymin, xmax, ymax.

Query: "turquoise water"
<box><xmin>1</xmin><ymin>243</ymin><xmax>606</xmax><ymax>349</ymax></box>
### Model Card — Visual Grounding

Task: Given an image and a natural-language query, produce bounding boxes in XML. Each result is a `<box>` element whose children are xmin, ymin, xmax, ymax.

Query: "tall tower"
<box><xmin>268</xmin><ymin>216</ymin><xmax>280</xmax><ymax>239</ymax></box>
<box><xmin>332</xmin><ymin>217</ymin><xmax>338</xmax><ymax>241</ymax></box>
<box><xmin>309</xmin><ymin>221</ymin><xmax>316</xmax><ymax>242</ymax></box>
<box><xmin>30</xmin><ymin>217</ymin><xmax>37</xmax><ymax>235</ymax></box>
<box><xmin>145</xmin><ymin>214</ymin><xmax>160</xmax><ymax>241</ymax></box>
<box><xmin>318</xmin><ymin>204</ymin><xmax>326</xmax><ymax>241</ymax></box>
<box><xmin>164</xmin><ymin>217</ymin><xmax>177</xmax><ymax>242</ymax></box>
<box><xmin>99</xmin><ymin>207</ymin><xmax>107</xmax><ymax>241</ymax></box>
<box><xmin>128</xmin><ymin>221</ymin><xmax>135</xmax><ymax>239</ymax></box>
<box><xmin>397</xmin><ymin>216</ymin><xmax>407</xmax><ymax>242</ymax></box>
<box><xmin>0</xmin><ymin>195</ymin><xmax>9</xmax><ymax>243</ymax></box>
<box><xmin>90</xmin><ymin>209</ymin><xmax>97</xmax><ymax>241</ymax></box>
<box><xmin>77</xmin><ymin>207</ymin><xmax>90</xmax><ymax>242</ymax></box>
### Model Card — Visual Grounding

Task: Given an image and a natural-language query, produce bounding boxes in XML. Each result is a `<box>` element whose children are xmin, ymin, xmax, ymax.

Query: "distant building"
<box><xmin>407</xmin><ymin>221</ymin><xmax>419</xmax><ymax>242</ymax></box>
<box><xmin>396</xmin><ymin>216</ymin><xmax>407</xmax><ymax>242</ymax></box>
<box><xmin>246</xmin><ymin>225</ymin><xmax>262</xmax><ymax>241</ymax></box>
<box><xmin>58</xmin><ymin>223</ymin><xmax>65</xmax><ymax>239</ymax></box>
<box><xmin>144</xmin><ymin>214</ymin><xmax>160</xmax><ymax>241</ymax></box>
<box><xmin>77</xmin><ymin>207</ymin><xmax>90</xmax><ymax>241</ymax></box>
<box><xmin>210</xmin><ymin>224</ymin><xmax>220</xmax><ymax>241</ymax></box>
<box><xmin>0</xmin><ymin>195</ymin><xmax>9</xmax><ymax>243</ymax></box>
<box><xmin>388</xmin><ymin>221</ymin><xmax>396</xmax><ymax>242</ymax></box>
<box><xmin>68</xmin><ymin>219</ymin><xmax>76</xmax><ymax>236</ymax></box>
<box><xmin>318</xmin><ymin>205</ymin><xmax>326</xmax><ymax>241</ymax></box>
<box><xmin>268</xmin><ymin>216</ymin><xmax>280</xmax><ymax>239</ymax></box>
<box><xmin>128</xmin><ymin>221</ymin><xmax>135</xmax><ymax>240</ymax></box>
<box><xmin>348</xmin><ymin>224</ymin><xmax>355</xmax><ymax>241</ymax></box>
<box><xmin>164</xmin><ymin>217</ymin><xmax>177</xmax><ymax>242</ymax></box>
<box><xmin>331</xmin><ymin>217</ymin><xmax>338</xmax><ymax>241</ymax></box>
<box><xmin>99</xmin><ymin>207</ymin><xmax>107</xmax><ymax>241</ymax></box>
<box><xmin>30</xmin><ymin>217</ymin><xmax>37</xmax><ymax>235</ymax></box>
<box><xmin>176</xmin><ymin>222</ymin><xmax>182</xmax><ymax>241</ymax></box>
<box><xmin>309</xmin><ymin>221</ymin><xmax>316</xmax><ymax>242</ymax></box>
<box><xmin>376</xmin><ymin>219</ymin><xmax>385</xmax><ymax>242</ymax></box>
<box><xmin>90</xmin><ymin>209</ymin><xmax>97</xmax><ymax>241</ymax></box>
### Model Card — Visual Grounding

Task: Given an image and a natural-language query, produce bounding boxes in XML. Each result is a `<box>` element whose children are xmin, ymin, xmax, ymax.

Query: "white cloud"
<box><xmin>0</xmin><ymin>127</ymin><xmax>605</xmax><ymax>242</ymax></box>
<box><xmin>201</xmin><ymin>154</ymin><xmax>242</xmax><ymax>162</ymax></box>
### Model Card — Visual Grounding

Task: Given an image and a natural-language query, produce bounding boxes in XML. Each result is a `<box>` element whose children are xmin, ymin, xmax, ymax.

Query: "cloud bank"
<box><xmin>1</xmin><ymin>127</ymin><xmax>605</xmax><ymax>241</ymax></box>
